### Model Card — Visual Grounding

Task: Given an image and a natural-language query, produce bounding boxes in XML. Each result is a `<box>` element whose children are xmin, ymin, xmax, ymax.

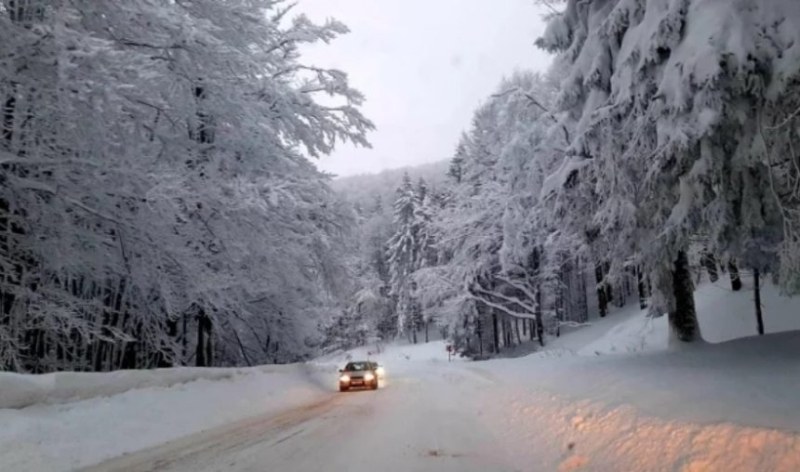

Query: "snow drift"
<box><xmin>0</xmin><ymin>364</ymin><xmax>333</xmax><ymax>410</ymax></box>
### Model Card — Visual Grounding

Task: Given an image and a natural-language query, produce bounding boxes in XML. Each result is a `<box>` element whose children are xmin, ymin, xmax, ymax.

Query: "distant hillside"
<box><xmin>332</xmin><ymin>160</ymin><xmax>450</xmax><ymax>210</ymax></box>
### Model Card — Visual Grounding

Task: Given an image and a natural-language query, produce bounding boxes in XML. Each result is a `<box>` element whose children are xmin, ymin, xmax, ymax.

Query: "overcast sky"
<box><xmin>298</xmin><ymin>0</ymin><xmax>553</xmax><ymax>177</ymax></box>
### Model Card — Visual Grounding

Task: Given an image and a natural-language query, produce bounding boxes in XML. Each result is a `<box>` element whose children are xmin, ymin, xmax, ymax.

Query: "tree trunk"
<box><xmin>491</xmin><ymin>312</ymin><xmax>499</xmax><ymax>353</ymax></box>
<box><xmin>196</xmin><ymin>316</ymin><xmax>206</xmax><ymax>367</ymax></box>
<box><xmin>702</xmin><ymin>252</ymin><xmax>719</xmax><ymax>282</ymax></box>
<box><xmin>728</xmin><ymin>260</ymin><xmax>742</xmax><ymax>291</ymax></box>
<box><xmin>196</xmin><ymin>308</ymin><xmax>212</xmax><ymax>367</ymax></box>
<box><xmin>535</xmin><ymin>285</ymin><xmax>543</xmax><ymax>346</ymax></box>
<box><xmin>595</xmin><ymin>264</ymin><xmax>608</xmax><ymax>317</ymax></box>
<box><xmin>425</xmin><ymin>321</ymin><xmax>429</xmax><ymax>343</ymax></box>
<box><xmin>753</xmin><ymin>268</ymin><xmax>764</xmax><ymax>336</ymax></box>
<box><xmin>536</xmin><ymin>315</ymin><xmax>544</xmax><ymax>347</ymax></box>
<box><xmin>515</xmin><ymin>319</ymin><xmax>521</xmax><ymax>345</ymax></box>
<box><xmin>478</xmin><ymin>329</ymin><xmax>483</xmax><ymax>358</ymax></box>
<box><xmin>182</xmin><ymin>311</ymin><xmax>188</xmax><ymax>362</ymax></box>
<box><xmin>637</xmin><ymin>265</ymin><xmax>648</xmax><ymax>309</ymax></box>
<box><xmin>577</xmin><ymin>258</ymin><xmax>589</xmax><ymax>322</ymax></box>
<box><xmin>669</xmin><ymin>250</ymin><xmax>701</xmax><ymax>342</ymax></box>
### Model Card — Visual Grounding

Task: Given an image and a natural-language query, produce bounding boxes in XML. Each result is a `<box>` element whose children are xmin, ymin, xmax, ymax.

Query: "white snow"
<box><xmin>544</xmin><ymin>274</ymin><xmax>800</xmax><ymax>357</ymax></box>
<box><xmin>0</xmin><ymin>364</ymin><xmax>334</xmax><ymax>472</ymax></box>
<box><xmin>0</xmin><ymin>367</ymin><xmax>247</xmax><ymax>409</ymax></box>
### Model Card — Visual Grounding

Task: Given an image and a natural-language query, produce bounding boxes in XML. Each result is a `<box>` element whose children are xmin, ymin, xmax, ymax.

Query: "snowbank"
<box><xmin>492</xmin><ymin>377</ymin><xmax>800</xmax><ymax>472</ymax></box>
<box><xmin>0</xmin><ymin>363</ymin><xmax>335</xmax><ymax>472</ymax></box>
<box><xmin>549</xmin><ymin>276</ymin><xmax>800</xmax><ymax>357</ymax></box>
<box><xmin>577</xmin><ymin>313</ymin><xmax>668</xmax><ymax>356</ymax></box>
<box><xmin>0</xmin><ymin>367</ymin><xmax>246</xmax><ymax>409</ymax></box>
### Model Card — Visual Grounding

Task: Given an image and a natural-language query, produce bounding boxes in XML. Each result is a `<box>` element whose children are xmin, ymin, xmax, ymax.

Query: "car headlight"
<box><xmin>340</xmin><ymin>375</ymin><xmax>350</xmax><ymax>382</ymax></box>
<box><xmin>376</xmin><ymin>367</ymin><xmax>385</xmax><ymax>376</ymax></box>
<box><xmin>364</xmin><ymin>372</ymin><xmax>375</xmax><ymax>381</ymax></box>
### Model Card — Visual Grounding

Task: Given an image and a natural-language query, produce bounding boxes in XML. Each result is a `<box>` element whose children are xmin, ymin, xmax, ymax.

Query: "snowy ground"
<box><xmin>2</xmin><ymin>277</ymin><xmax>800</xmax><ymax>471</ymax></box>
<box><xmin>0</xmin><ymin>364</ymin><xmax>335</xmax><ymax>471</ymax></box>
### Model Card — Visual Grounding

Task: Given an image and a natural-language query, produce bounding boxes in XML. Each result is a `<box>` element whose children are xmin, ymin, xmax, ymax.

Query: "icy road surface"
<box><xmin>83</xmin><ymin>366</ymin><xmax>522</xmax><ymax>472</ymax></box>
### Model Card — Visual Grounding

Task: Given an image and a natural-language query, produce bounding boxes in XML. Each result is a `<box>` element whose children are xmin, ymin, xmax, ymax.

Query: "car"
<box><xmin>338</xmin><ymin>361</ymin><xmax>382</xmax><ymax>392</ymax></box>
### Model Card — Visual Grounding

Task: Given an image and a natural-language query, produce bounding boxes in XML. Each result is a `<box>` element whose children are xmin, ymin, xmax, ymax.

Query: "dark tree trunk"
<box><xmin>535</xmin><ymin>285</ymin><xmax>543</xmax><ymax>346</ymax></box>
<box><xmin>728</xmin><ymin>260</ymin><xmax>742</xmax><ymax>291</ymax></box>
<box><xmin>515</xmin><ymin>319</ymin><xmax>521</xmax><ymax>345</ymax></box>
<box><xmin>753</xmin><ymin>268</ymin><xmax>764</xmax><ymax>336</ymax></box>
<box><xmin>577</xmin><ymin>258</ymin><xmax>589</xmax><ymax>322</ymax></box>
<box><xmin>491</xmin><ymin>312</ymin><xmax>499</xmax><ymax>353</ymax></box>
<box><xmin>536</xmin><ymin>315</ymin><xmax>544</xmax><ymax>347</ymax></box>
<box><xmin>182</xmin><ymin>311</ymin><xmax>188</xmax><ymax>362</ymax></box>
<box><xmin>196</xmin><ymin>317</ymin><xmax>206</xmax><ymax>367</ymax></box>
<box><xmin>637</xmin><ymin>265</ymin><xmax>648</xmax><ymax>309</ymax></box>
<box><xmin>425</xmin><ymin>321</ymin><xmax>429</xmax><ymax>343</ymax></box>
<box><xmin>703</xmin><ymin>252</ymin><xmax>719</xmax><ymax>282</ymax></box>
<box><xmin>595</xmin><ymin>264</ymin><xmax>608</xmax><ymax>317</ymax></box>
<box><xmin>669</xmin><ymin>250</ymin><xmax>700</xmax><ymax>342</ymax></box>
<box><xmin>478</xmin><ymin>329</ymin><xmax>483</xmax><ymax>358</ymax></box>
<box><xmin>625</xmin><ymin>267</ymin><xmax>633</xmax><ymax>297</ymax></box>
<box><xmin>196</xmin><ymin>308</ymin><xmax>212</xmax><ymax>366</ymax></box>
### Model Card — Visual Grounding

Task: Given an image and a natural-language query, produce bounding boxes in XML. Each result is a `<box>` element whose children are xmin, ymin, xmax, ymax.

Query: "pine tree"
<box><xmin>387</xmin><ymin>173</ymin><xmax>420</xmax><ymax>336</ymax></box>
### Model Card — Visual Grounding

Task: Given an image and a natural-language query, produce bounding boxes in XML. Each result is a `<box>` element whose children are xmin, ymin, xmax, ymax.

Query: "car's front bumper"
<box><xmin>340</xmin><ymin>378</ymin><xmax>377</xmax><ymax>388</ymax></box>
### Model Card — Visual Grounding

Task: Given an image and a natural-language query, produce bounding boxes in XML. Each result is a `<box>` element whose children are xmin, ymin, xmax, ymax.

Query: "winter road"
<box><xmin>82</xmin><ymin>367</ymin><xmax>524</xmax><ymax>472</ymax></box>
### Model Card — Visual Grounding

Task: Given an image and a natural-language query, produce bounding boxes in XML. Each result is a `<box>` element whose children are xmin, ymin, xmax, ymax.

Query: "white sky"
<box><xmin>298</xmin><ymin>0</ymin><xmax>553</xmax><ymax>177</ymax></box>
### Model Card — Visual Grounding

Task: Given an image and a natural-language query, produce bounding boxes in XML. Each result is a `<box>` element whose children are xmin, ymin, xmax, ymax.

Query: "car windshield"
<box><xmin>344</xmin><ymin>362</ymin><xmax>369</xmax><ymax>372</ymax></box>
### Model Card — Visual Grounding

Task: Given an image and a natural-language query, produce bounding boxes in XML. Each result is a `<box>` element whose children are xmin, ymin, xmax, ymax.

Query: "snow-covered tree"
<box><xmin>386</xmin><ymin>173</ymin><xmax>421</xmax><ymax>339</ymax></box>
<box><xmin>0</xmin><ymin>0</ymin><xmax>372</xmax><ymax>371</ymax></box>
<box><xmin>536</xmin><ymin>0</ymin><xmax>800</xmax><ymax>342</ymax></box>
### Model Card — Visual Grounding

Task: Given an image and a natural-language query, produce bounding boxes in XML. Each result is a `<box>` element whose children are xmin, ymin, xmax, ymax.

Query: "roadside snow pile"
<box><xmin>556</xmin><ymin>276</ymin><xmax>800</xmax><ymax>357</ymax></box>
<box><xmin>694</xmin><ymin>277</ymin><xmax>800</xmax><ymax>343</ymax></box>
<box><xmin>0</xmin><ymin>367</ymin><xmax>246</xmax><ymax>409</ymax></box>
<box><xmin>493</xmin><ymin>379</ymin><xmax>800</xmax><ymax>472</ymax></box>
<box><xmin>490</xmin><ymin>330</ymin><xmax>800</xmax><ymax>432</ymax></box>
<box><xmin>485</xmin><ymin>330</ymin><xmax>800</xmax><ymax>470</ymax></box>
<box><xmin>577</xmin><ymin>314</ymin><xmax>668</xmax><ymax>356</ymax></box>
<box><xmin>0</xmin><ymin>364</ymin><xmax>333</xmax><ymax>472</ymax></box>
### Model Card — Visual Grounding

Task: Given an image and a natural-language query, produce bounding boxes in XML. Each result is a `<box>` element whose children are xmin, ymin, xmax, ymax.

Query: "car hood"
<box><xmin>342</xmin><ymin>371</ymin><xmax>372</xmax><ymax>378</ymax></box>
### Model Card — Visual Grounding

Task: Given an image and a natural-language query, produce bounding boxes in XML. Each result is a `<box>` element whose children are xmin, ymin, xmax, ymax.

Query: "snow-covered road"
<box><xmin>79</xmin><ymin>347</ymin><xmax>800</xmax><ymax>472</ymax></box>
<box><xmin>83</xmin><ymin>366</ymin><xmax>523</xmax><ymax>472</ymax></box>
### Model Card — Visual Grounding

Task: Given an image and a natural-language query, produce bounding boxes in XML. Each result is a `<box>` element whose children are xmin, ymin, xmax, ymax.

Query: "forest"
<box><xmin>2</xmin><ymin>0</ymin><xmax>800</xmax><ymax>372</ymax></box>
